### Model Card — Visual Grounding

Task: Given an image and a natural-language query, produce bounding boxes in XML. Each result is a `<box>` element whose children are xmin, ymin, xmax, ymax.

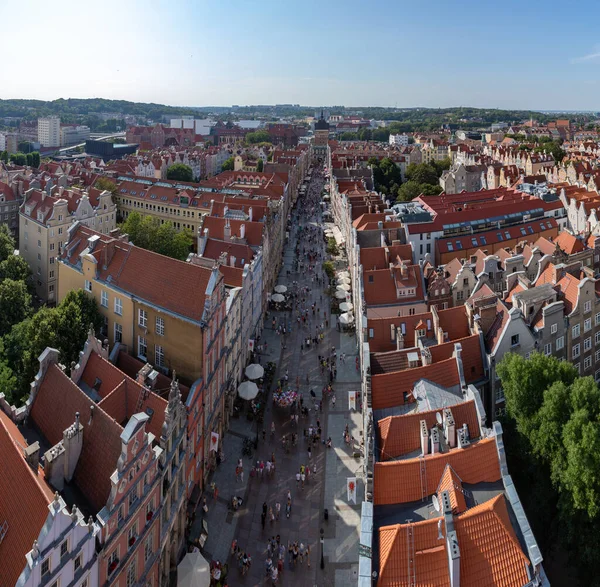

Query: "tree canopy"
<box><xmin>166</xmin><ymin>163</ymin><xmax>194</xmax><ymax>183</ymax></box>
<box><xmin>246</xmin><ymin>130</ymin><xmax>271</xmax><ymax>144</ymax></box>
<box><xmin>222</xmin><ymin>157</ymin><xmax>234</xmax><ymax>171</ymax></box>
<box><xmin>368</xmin><ymin>157</ymin><xmax>403</xmax><ymax>200</ymax></box>
<box><xmin>120</xmin><ymin>212</ymin><xmax>193</xmax><ymax>260</ymax></box>
<box><xmin>496</xmin><ymin>352</ymin><xmax>600</xmax><ymax>582</ymax></box>
<box><xmin>95</xmin><ymin>177</ymin><xmax>118</xmax><ymax>196</ymax></box>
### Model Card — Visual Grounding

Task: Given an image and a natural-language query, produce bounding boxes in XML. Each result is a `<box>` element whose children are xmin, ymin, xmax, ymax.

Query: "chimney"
<box><xmin>377</xmin><ymin>220</ymin><xmax>383</xmax><ymax>230</ymax></box>
<box><xmin>230</xmin><ymin>255</ymin><xmax>236</xmax><ymax>267</ymax></box>
<box><xmin>457</xmin><ymin>423</ymin><xmax>470</xmax><ymax>448</ymax></box>
<box><xmin>477</xmin><ymin>303</ymin><xmax>499</xmax><ymax>335</ymax></box>
<box><xmin>421</xmin><ymin>347</ymin><xmax>432</xmax><ymax>366</ymax></box>
<box><xmin>240</xmin><ymin>223</ymin><xmax>246</xmax><ymax>240</ymax></box>
<box><xmin>400</xmin><ymin>263</ymin><xmax>408</xmax><ymax>279</ymax></box>
<box><xmin>430</xmin><ymin>427</ymin><xmax>440</xmax><ymax>454</ymax></box>
<box><xmin>223</xmin><ymin>205</ymin><xmax>228</xmax><ymax>216</ymax></box>
<box><xmin>420</xmin><ymin>420</ymin><xmax>429</xmax><ymax>455</ymax></box>
<box><xmin>396</xmin><ymin>327</ymin><xmax>404</xmax><ymax>350</ymax></box>
<box><xmin>24</xmin><ymin>441</ymin><xmax>41</xmax><ymax>472</ymax></box>
<box><xmin>63</xmin><ymin>414</ymin><xmax>84</xmax><ymax>483</ymax></box>
<box><xmin>224</xmin><ymin>220</ymin><xmax>231</xmax><ymax>242</ymax></box>
<box><xmin>443</xmin><ymin>408</ymin><xmax>456</xmax><ymax>448</ymax></box>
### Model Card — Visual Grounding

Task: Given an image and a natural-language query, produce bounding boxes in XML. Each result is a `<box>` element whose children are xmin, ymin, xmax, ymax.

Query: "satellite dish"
<box><xmin>432</xmin><ymin>494</ymin><xmax>440</xmax><ymax>512</ymax></box>
<box><xmin>436</xmin><ymin>412</ymin><xmax>443</xmax><ymax>425</ymax></box>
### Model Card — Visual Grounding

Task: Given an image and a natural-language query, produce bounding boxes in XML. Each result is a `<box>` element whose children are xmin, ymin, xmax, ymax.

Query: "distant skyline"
<box><xmin>2</xmin><ymin>0</ymin><xmax>600</xmax><ymax>111</ymax></box>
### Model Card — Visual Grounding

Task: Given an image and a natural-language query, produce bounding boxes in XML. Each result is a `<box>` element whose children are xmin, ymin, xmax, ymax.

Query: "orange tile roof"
<box><xmin>0</xmin><ymin>413</ymin><xmax>53</xmax><ymax>586</ymax></box>
<box><xmin>379</xmin><ymin>520</ymin><xmax>450</xmax><ymax>586</ymax></box>
<box><xmin>555</xmin><ymin>231</ymin><xmax>585</xmax><ymax>255</ymax></box>
<box><xmin>374</xmin><ymin>437</ymin><xmax>501</xmax><ymax>505</ymax></box>
<box><xmin>378</xmin><ymin>400</ymin><xmax>481</xmax><ymax>461</ymax></box>
<box><xmin>366</xmin><ymin>312</ymin><xmax>434</xmax><ymax>353</ymax></box>
<box><xmin>555</xmin><ymin>273</ymin><xmax>581</xmax><ymax>314</ymax></box>
<box><xmin>428</xmin><ymin>335</ymin><xmax>484</xmax><ymax>384</ymax></box>
<box><xmin>372</xmin><ymin>358</ymin><xmax>460</xmax><ymax>411</ymax></box>
<box><xmin>455</xmin><ymin>494</ymin><xmax>530</xmax><ymax>587</ymax></box>
<box><xmin>437</xmin><ymin>465</ymin><xmax>467</xmax><ymax>514</ymax></box>
<box><xmin>360</xmin><ymin>245</ymin><xmax>414</xmax><ymax>269</ymax></box>
<box><xmin>30</xmin><ymin>364</ymin><xmax>123</xmax><ymax>513</ymax></box>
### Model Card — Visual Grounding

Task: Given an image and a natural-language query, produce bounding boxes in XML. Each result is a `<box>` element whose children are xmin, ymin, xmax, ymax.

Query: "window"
<box><xmin>85</xmin><ymin>280</ymin><xmax>92</xmax><ymax>293</ymax></box>
<box><xmin>114</xmin><ymin>297</ymin><xmax>122</xmax><ymax>316</ymax></box>
<box><xmin>585</xmin><ymin>337</ymin><xmax>592</xmax><ymax>352</ymax></box>
<box><xmin>129</xmin><ymin>486</ymin><xmax>138</xmax><ymax>507</ymax></box>
<box><xmin>155</xmin><ymin>316</ymin><xmax>164</xmax><ymax>336</ymax></box>
<box><xmin>368</xmin><ymin>328</ymin><xmax>374</xmax><ymax>339</ymax></box>
<box><xmin>126</xmin><ymin>561</ymin><xmax>136</xmax><ymax>587</ymax></box>
<box><xmin>585</xmin><ymin>318</ymin><xmax>592</xmax><ymax>332</ymax></box>
<box><xmin>510</xmin><ymin>334</ymin><xmax>519</xmax><ymax>347</ymax></box>
<box><xmin>138</xmin><ymin>336</ymin><xmax>147</xmax><ymax>359</ymax></box>
<box><xmin>74</xmin><ymin>554</ymin><xmax>82</xmax><ymax>572</ymax></box>
<box><xmin>585</xmin><ymin>356</ymin><xmax>592</xmax><ymax>370</ymax></box>
<box><xmin>50</xmin><ymin>242</ymin><xmax>55</xmax><ymax>251</ymax></box>
<box><xmin>108</xmin><ymin>550</ymin><xmax>118</xmax><ymax>575</ymax></box>
<box><xmin>115</xmin><ymin>323</ymin><xmax>123</xmax><ymax>343</ymax></box>
<box><xmin>58</xmin><ymin>227</ymin><xmax>63</xmax><ymax>235</ymax></box>
<box><xmin>456</xmin><ymin>290</ymin><xmax>464</xmax><ymax>301</ymax></box>
<box><xmin>60</xmin><ymin>538</ymin><xmax>69</xmax><ymax>559</ymax></box>
<box><xmin>80</xmin><ymin>579</ymin><xmax>88</xmax><ymax>587</ymax></box>
<box><xmin>573</xmin><ymin>343</ymin><xmax>581</xmax><ymax>359</ymax></box>
<box><xmin>585</xmin><ymin>300</ymin><xmax>592</xmax><ymax>313</ymax></box>
<box><xmin>544</xmin><ymin>343</ymin><xmax>552</xmax><ymax>356</ymax></box>
<box><xmin>101</xmin><ymin>290</ymin><xmax>108</xmax><ymax>308</ymax></box>
<box><xmin>596</xmin><ymin>332</ymin><xmax>600</xmax><ymax>346</ymax></box>
<box><xmin>155</xmin><ymin>345</ymin><xmax>165</xmax><ymax>367</ymax></box>
<box><xmin>596</xmin><ymin>312</ymin><xmax>600</xmax><ymax>326</ymax></box>
<box><xmin>551</xmin><ymin>323</ymin><xmax>558</xmax><ymax>335</ymax></box>
<box><xmin>447</xmin><ymin>243</ymin><xmax>454</xmax><ymax>252</ymax></box>
<box><xmin>495</xmin><ymin>387</ymin><xmax>505</xmax><ymax>403</ymax></box>
<box><xmin>556</xmin><ymin>336</ymin><xmax>564</xmax><ymax>350</ymax></box>
<box><xmin>572</xmin><ymin>324</ymin><xmax>580</xmax><ymax>338</ymax></box>
<box><xmin>138</xmin><ymin>309</ymin><xmax>148</xmax><ymax>328</ymax></box>
<box><xmin>37</xmin><ymin>239</ymin><xmax>41</xmax><ymax>247</ymax></box>
<box><xmin>575</xmin><ymin>362</ymin><xmax>581</xmax><ymax>373</ymax></box>
<box><xmin>118</xmin><ymin>503</ymin><xmax>124</xmax><ymax>524</ymax></box>
<box><xmin>41</xmin><ymin>558</ymin><xmax>50</xmax><ymax>579</ymax></box>
<box><xmin>145</xmin><ymin>533</ymin><xmax>153</xmax><ymax>562</ymax></box>
<box><xmin>368</xmin><ymin>275</ymin><xmax>373</xmax><ymax>283</ymax></box>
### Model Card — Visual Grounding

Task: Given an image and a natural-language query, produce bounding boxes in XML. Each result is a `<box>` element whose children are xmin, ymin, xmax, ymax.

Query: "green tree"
<box><xmin>326</xmin><ymin>237</ymin><xmax>339</xmax><ymax>256</ymax></box>
<box><xmin>9</xmin><ymin>153</ymin><xmax>27</xmax><ymax>166</ymax></box>
<box><xmin>257</xmin><ymin>159</ymin><xmax>264</xmax><ymax>172</ymax></box>
<box><xmin>0</xmin><ymin>225</ymin><xmax>16</xmax><ymax>263</ymax></box>
<box><xmin>222</xmin><ymin>157</ymin><xmax>234</xmax><ymax>171</ymax></box>
<box><xmin>0</xmin><ymin>151</ymin><xmax>8</xmax><ymax>163</ymax></box>
<box><xmin>0</xmin><ymin>279</ymin><xmax>32</xmax><ymax>336</ymax></box>
<box><xmin>405</xmin><ymin>162</ymin><xmax>438</xmax><ymax>185</ymax></box>
<box><xmin>166</xmin><ymin>163</ymin><xmax>194</xmax><ymax>183</ymax></box>
<box><xmin>0</xmin><ymin>254</ymin><xmax>32</xmax><ymax>283</ymax></box>
<box><xmin>95</xmin><ymin>176</ymin><xmax>118</xmax><ymax>196</ymax></box>
<box><xmin>246</xmin><ymin>130</ymin><xmax>271</xmax><ymax>144</ymax></box>
<box><xmin>322</xmin><ymin>261</ymin><xmax>335</xmax><ymax>280</ymax></box>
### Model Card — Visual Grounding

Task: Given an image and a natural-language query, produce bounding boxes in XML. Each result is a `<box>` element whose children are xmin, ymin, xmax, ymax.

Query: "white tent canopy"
<box><xmin>339</xmin><ymin>313</ymin><xmax>354</xmax><ymax>325</ymax></box>
<box><xmin>177</xmin><ymin>551</ymin><xmax>210</xmax><ymax>587</ymax></box>
<box><xmin>339</xmin><ymin>302</ymin><xmax>354</xmax><ymax>312</ymax></box>
<box><xmin>274</xmin><ymin>285</ymin><xmax>287</xmax><ymax>294</ymax></box>
<box><xmin>271</xmin><ymin>293</ymin><xmax>285</xmax><ymax>303</ymax></box>
<box><xmin>335</xmin><ymin>290</ymin><xmax>348</xmax><ymax>300</ymax></box>
<box><xmin>238</xmin><ymin>380</ymin><xmax>259</xmax><ymax>401</ymax></box>
<box><xmin>245</xmin><ymin>363</ymin><xmax>265</xmax><ymax>380</ymax></box>
<box><xmin>336</xmin><ymin>276</ymin><xmax>351</xmax><ymax>285</ymax></box>
<box><xmin>337</xmin><ymin>271</ymin><xmax>350</xmax><ymax>278</ymax></box>
<box><xmin>336</xmin><ymin>283</ymin><xmax>351</xmax><ymax>292</ymax></box>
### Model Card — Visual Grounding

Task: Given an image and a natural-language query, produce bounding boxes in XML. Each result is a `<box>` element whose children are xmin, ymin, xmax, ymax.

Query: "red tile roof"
<box><xmin>30</xmin><ymin>364</ymin><xmax>123</xmax><ymax>513</ymax></box>
<box><xmin>374</xmin><ymin>437</ymin><xmax>501</xmax><ymax>505</ymax></box>
<box><xmin>437</xmin><ymin>464</ymin><xmax>467</xmax><ymax>514</ymax></box>
<box><xmin>378</xmin><ymin>399</ymin><xmax>481</xmax><ymax>460</ymax></box>
<box><xmin>555</xmin><ymin>231</ymin><xmax>585</xmax><ymax>255</ymax></box>
<box><xmin>555</xmin><ymin>273</ymin><xmax>581</xmax><ymax>314</ymax></box>
<box><xmin>62</xmin><ymin>225</ymin><xmax>213</xmax><ymax>323</ymax></box>
<box><xmin>360</xmin><ymin>245</ymin><xmax>414</xmax><ymax>269</ymax></box>
<box><xmin>363</xmin><ymin>264</ymin><xmax>425</xmax><ymax>307</ymax></box>
<box><xmin>371</xmin><ymin>357</ymin><xmax>461</xmax><ymax>411</ymax></box>
<box><xmin>0</xmin><ymin>412</ymin><xmax>53</xmax><ymax>586</ymax></box>
<box><xmin>201</xmin><ymin>216</ymin><xmax>264</xmax><ymax>246</ymax></box>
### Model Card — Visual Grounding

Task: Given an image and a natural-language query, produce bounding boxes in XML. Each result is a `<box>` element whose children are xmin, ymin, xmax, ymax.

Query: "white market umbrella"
<box><xmin>339</xmin><ymin>313</ymin><xmax>354</xmax><ymax>325</ymax></box>
<box><xmin>245</xmin><ymin>363</ymin><xmax>265</xmax><ymax>380</ymax></box>
<box><xmin>238</xmin><ymin>380</ymin><xmax>259</xmax><ymax>401</ymax></box>
<box><xmin>336</xmin><ymin>276</ymin><xmax>351</xmax><ymax>285</ymax></box>
<box><xmin>177</xmin><ymin>551</ymin><xmax>210</xmax><ymax>587</ymax></box>
<box><xmin>335</xmin><ymin>290</ymin><xmax>347</xmax><ymax>299</ymax></box>
<box><xmin>337</xmin><ymin>271</ymin><xmax>350</xmax><ymax>278</ymax></box>
<box><xmin>339</xmin><ymin>301</ymin><xmax>354</xmax><ymax>312</ymax></box>
<box><xmin>271</xmin><ymin>293</ymin><xmax>285</xmax><ymax>303</ymax></box>
<box><xmin>336</xmin><ymin>283</ymin><xmax>351</xmax><ymax>292</ymax></box>
<box><xmin>274</xmin><ymin>285</ymin><xmax>287</xmax><ymax>294</ymax></box>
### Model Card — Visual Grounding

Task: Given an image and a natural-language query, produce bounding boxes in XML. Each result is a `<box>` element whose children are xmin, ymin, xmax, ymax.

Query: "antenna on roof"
<box><xmin>435</xmin><ymin>412</ymin><xmax>443</xmax><ymax>426</ymax></box>
<box><xmin>432</xmin><ymin>494</ymin><xmax>440</xmax><ymax>513</ymax></box>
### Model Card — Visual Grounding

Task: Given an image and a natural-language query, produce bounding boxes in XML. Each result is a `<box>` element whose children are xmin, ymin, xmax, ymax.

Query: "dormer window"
<box><xmin>37</xmin><ymin>211</ymin><xmax>44</xmax><ymax>222</ymax></box>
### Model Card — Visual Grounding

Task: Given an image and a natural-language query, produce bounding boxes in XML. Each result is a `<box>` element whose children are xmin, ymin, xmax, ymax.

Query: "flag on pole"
<box><xmin>210</xmin><ymin>431</ymin><xmax>219</xmax><ymax>453</ymax></box>
<box><xmin>349</xmin><ymin>391</ymin><xmax>356</xmax><ymax>411</ymax></box>
<box><xmin>347</xmin><ymin>478</ymin><xmax>357</xmax><ymax>504</ymax></box>
<box><xmin>248</xmin><ymin>339</ymin><xmax>255</xmax><ymax>352</ymax></box>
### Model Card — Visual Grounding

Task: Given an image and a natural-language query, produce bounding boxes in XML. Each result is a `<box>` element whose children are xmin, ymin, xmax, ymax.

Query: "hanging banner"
<box><xmin>347</xmin><ymin>477</ymin><xmax>357</xmax><ymax>504</ymax></box>
<box><xmin>349</xmin><ymin>391</ymin><xmax>357</xmax><ymax>411</ymax></box>
<box><xmin>248</xmin><ymin>339</ymin><xmax>255</xmax><ymax>352</ymax></box>
<box><xmin>210</xmin><ymin>431</ymin><xmax>219</xmax><ymax>453</ymax></box>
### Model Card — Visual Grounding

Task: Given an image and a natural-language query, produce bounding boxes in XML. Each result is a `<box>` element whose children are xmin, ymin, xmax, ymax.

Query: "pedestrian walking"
<box><xmin>275</xmin><ymin>502</ymin><xmax>281</xmax><ymax>520</ymax></box>
<box><xmin>308</xmin><ymin>446</ymin><xmax>312</xmax><ymax>459</ymax></box>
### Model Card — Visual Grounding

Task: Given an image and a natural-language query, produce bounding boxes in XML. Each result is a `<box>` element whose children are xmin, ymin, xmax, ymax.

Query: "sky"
<box><xmin>2</xmin><ymin>0</ymin><xmax>600</xmax><ymax>110</ymax></box>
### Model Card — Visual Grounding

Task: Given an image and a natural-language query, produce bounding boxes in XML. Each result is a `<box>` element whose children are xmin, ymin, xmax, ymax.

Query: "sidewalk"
<box><xmin>197</xmin><ymin>167</ymin><xmax>362</xmax><ymax>586</ymax></box>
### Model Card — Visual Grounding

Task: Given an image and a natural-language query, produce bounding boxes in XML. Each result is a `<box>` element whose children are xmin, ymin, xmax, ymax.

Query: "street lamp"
<box><xmin>320</xmin><ymin>527</ymin><xmax>325</xmax><ymax>569</ymax></box>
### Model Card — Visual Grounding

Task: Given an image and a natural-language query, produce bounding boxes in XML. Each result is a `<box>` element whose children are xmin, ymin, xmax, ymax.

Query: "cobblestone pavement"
<box><xmin>197</xmin><ymin>166</ymin><xmax>363</xmax><ymax>586</ymax></box>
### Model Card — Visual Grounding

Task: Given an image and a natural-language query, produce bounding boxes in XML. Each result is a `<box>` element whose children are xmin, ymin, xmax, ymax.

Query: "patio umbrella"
<box><xmin>245</xmin><ymin>363</ymin><xmax>265</xmax><ymax>380</ymax></box>
<box><xmin>335</xmin><ymin>290</ymin><xmax>347</xmax><ymax>299</ymax></box>
<box><xmin>238</xmin><ymin>380</ymin><xmax>259</xmax><ymax>401</ymax></box>
<box><xmin>274</xmin><ymin>285</ymin><xmax>287</xmax><ymax>294</ymax></box>
<box><xmin>337</xmin><ymin>271</ymin><xmax>350</xmax><ymax>278</ymax></box>
<box><xmin>336</xmin><ymin>283</ymin><xmax>351</xmax><ymax>292</ymax></box>
<box><xmin>177</xmin><ymin>551</ymin><xmax>210</xmax><ymax>587</ymax></box>
<box><xmin>336</xmin><ymin>276</ymin><xmax>351</xmax><ymax>285</ymax></box>
<box><xmin>271</xmin><ymin>293</ymin><xmax>285</xmax><ymax>303</ymax></box>
<box><xmin>339</xmin><ymin>301</ymin><xmax>354</xmax><ymax>312</ymax></box>
<box><xmin>339</xmin><ymin>313</ymin><xmax>354</xmax><ymax>325</ymax></box>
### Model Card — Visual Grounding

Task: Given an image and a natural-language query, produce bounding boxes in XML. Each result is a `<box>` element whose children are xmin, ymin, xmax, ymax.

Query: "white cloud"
<box><xmin>571</xmin><ymin>50</ymin><xmax>600</xmax><ymax>63</ymax></box>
